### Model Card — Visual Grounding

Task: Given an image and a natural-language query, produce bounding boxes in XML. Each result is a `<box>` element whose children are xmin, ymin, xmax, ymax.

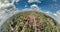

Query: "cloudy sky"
<box><xmin>0</xmin><ymin>0</ymin><xmax>60</xmax><ymax>27</ymax></box>
<box><xmin>14</xmin><ymin>0</ymin><xmax>60</xmax><ymax>13</ymax></box>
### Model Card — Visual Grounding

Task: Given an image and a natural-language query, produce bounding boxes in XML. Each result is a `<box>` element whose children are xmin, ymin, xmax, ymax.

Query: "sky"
<box><xmin>14</xmin><ymin>0</ymin><xmax>60</xmax><ymax>13</ymax></box>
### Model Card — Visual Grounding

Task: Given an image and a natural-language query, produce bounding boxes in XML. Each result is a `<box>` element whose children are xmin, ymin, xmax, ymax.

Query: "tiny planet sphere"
<box><xmin>1</xmin><ymin>11</ymin><xmax>60</xmax><ymax>32</ymax></box>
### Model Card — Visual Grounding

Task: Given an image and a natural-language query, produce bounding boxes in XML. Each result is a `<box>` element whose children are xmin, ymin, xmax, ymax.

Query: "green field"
<box><xmin>1</xmin><ymin>11</ymin><xmax>60</xmax><ymax>32</ymax></box>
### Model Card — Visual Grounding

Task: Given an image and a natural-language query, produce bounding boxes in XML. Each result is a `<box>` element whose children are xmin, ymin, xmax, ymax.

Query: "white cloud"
<box><xmin>53</xmin><ymin>10</ymin><xmax>60</xmax><ymax>24</ymax></box>
<box><xmin>44</xmin><ymin>11</ymin><xmax>50</xmax><ymax>14</ymax></box>
<box><xmin>31</xmin><ymin>4</ymin><xmax>39</xmax><ymax>8</ymax></box>
<box><xmin>0</xmin><ymin>0</ymin><xmax>20</xmax><ymax>5</ymax></box>
<box><xmin>0</xmin><ymin>0</ymin><xmax>20</xmax><ymax>28</ymax></box>
<box><xmin>28</xmin><ymin>0</ymin><xmax>41</xmax><ymax>3</ymax></box>
<box><xmin>0</xmin><ymin>11</ymin><xmax>5</xmax><ymax>16</ymax></box>
<box><xmin>30</xmin><ymin>4</ymin><xmax>42</xmax><ymax>11</ymax></box>
<box><xmin>54</xmin><ymin>13</ymin><xmax>57</xmax><ymax>16</ymax></box>
<box><xmin>56</xmin><ymin>10</ymin><xmax>60</xmax><ymax>16</ymax></box>
<box><xmin>16</xmin><ymin>0</ymin><xmax>20</xmax><ymax>3</ymax></box>
<box><xmin>0</xmin><ymin>0</ymin><xmax>15</xmax><ymax>9</ymax></box>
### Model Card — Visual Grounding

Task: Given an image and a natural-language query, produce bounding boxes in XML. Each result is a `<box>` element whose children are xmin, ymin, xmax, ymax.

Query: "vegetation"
<box><xmin>1</xmin><ymin>11</ymin><xmax>60</xmax><ymax>32</ymax></box>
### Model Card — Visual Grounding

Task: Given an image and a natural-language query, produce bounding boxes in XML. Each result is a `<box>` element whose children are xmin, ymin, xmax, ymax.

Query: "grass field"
<box><xmin>1</xmin><ymin>11</ymin><xmax>60</xmax><ymax>32</ymax></box>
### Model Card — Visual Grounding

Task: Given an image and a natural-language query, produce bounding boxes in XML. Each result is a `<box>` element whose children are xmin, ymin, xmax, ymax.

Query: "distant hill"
<box><xmin>1</xmin><ymin>11</ymin><xmax>60</xmax><ymax>32</ymax></box>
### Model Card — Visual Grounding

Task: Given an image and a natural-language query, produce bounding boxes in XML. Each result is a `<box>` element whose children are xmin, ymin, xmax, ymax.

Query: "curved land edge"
<box><xmin>1</xmin><ymin>11</ymin><xmax>60</xmax><ymax>32</ymax></box>
<box><xmin>7</xmin><ymin>11</ymin><xmax>58</xmax><ymax>24</ymax></box>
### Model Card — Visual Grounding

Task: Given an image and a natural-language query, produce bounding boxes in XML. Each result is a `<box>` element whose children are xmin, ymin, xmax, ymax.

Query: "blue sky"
<box><xmin>14</xmin><ymin>0</ymin><xmax>60</xmax><ymax>13</ymax></box>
